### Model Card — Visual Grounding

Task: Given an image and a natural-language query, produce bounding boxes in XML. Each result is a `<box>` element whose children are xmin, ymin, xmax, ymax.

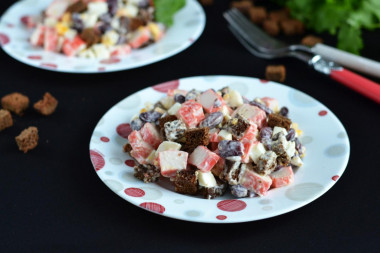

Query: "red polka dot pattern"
<box><xmin>332</xmin><ymin>175</ymin><xmax>339</xmax><ymax>181</ymax></box>
<box><xmin>260</xmin><ymin>79</ymin><xmax>269</xmax><ymax>83</ymax></box>
<box><xmin>217</xmin><ymin>200</ymin><xmax>247</xmax><ymax>212</ymax></box>
<box><xmin>116</xmin><ymin>123</ymin><xmax>132</xmax><ymax>139</ymax></box>
<box><xmin>90</xmin><ymin>150</ymin><xmax>105</xmax><ymax>171</ymax></box>
<box><xmin>152</xmin><ymin>80</ymin><xmax>179</xmax><ymax>93</ymax></box>
<box><xmin>0</xmin><ymin>33</ymin><xmax>10</xmax><ymax>46</ymax></box>
<box><xmin>28</xmin><ymin>55</ymin><xmax>42</xmax><ymax>60</ymax></box>
<box><xmin>216</xmin><ymin>215</ymin><xmax>227</xmax><ymax>220</ymax></box>
<box><xmin>125</xmin><ymin>188</ymin><xmax>145</xmax><ymax>197</ymax></box>
<box><xmin>100</xmin><ymin>137</ymin><xmax>110</xmax><ymax>142</ymax></box>
<box><xmin>100</xmin><ymin>58</ymin><xmax>120</xmax><ymax>64</ymax></box>
<box><xmin>40</xmin><ymin>63</ymin><xmax>57</xmax><ymax>69</ymax></box>
<box><xmin>140</xmin><ymin>202</ymin><xmax>165</xmax><ymax>214</ymax></box>
<box><xmin>98</xmin><ymin>67</ymin><xmax>106</xmax><ymax>72</ymax></box>
<box><xmin>125</xmin><ymin>160</ymin><xmax>135</xmax><ymax>167</ymax></box>
<box><xmin>319</xmin><ymin>110</ymin><xmax>327</xmax><ymax>116</ymax></box>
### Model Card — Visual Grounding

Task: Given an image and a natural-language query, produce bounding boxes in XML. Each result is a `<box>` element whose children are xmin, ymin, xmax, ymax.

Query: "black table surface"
<box><xmin>1</xmin><ymin>0</ymin><xmax>379</xmax><ymax>252</ymax></box>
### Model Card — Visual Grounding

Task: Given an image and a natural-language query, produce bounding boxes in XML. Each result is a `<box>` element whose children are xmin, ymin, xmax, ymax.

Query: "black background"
<box><xmin>1</xmin><ymin>0</ymin><xmax>379</xmax><ymax>252</ymax></box>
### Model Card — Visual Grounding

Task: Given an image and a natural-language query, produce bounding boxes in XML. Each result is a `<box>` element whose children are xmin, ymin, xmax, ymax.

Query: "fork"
<box><xmin>225</xmin><ymin>8</ymin><xmax>380</xmax><ymax>79</ymax></box>
<box><xmin>225</xmin><ymin>13</ymin><xmax>380</xmax><ymax>104</ymax></box>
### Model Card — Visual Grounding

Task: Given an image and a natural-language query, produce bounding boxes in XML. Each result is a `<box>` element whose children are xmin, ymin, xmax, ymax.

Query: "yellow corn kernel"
<box><xmin>223</xmin><ymin>94</ymin><xmax>230</xmax><ymax>101</ymax></box>
<box><xmin>62</xmin><ymin>12</ymin><xmax>71</xmax><ymax>24</ymax></box>
<box><xmin>140</xmin><ymin>108</ymin><xmax>147</xmax><ymax>113</ymax></box>
<box><xmin>56</xmin><ymin>22</ymin><xmax>69</xmax><ymax>36</ymax></box>
<box><xmin>147</xmin><ymin>22</ymin><xmax>161</xmax><ymax>41</ymax></box>
<box><xmin>291</xmin><ymin>122</ymin><xmax>303</xmax><ymax>136</ymax></box>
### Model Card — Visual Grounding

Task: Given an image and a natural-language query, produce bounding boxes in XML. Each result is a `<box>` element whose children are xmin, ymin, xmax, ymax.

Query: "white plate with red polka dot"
<box><xmin>0</xmin><ymin>0</ymin><xmax>205</xmax><ymax>73</ymax></box>
<box><xmin>89</xmin><ymin>75</ymin><xmax>350</xmax><ymax>223</ymax></box>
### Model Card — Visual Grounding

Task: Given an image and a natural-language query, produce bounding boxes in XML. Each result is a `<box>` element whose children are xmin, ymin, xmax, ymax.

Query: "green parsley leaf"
<box><xmin>154</xmin><ymin>0</ymin><xmax>186</xmax><ymax>27</ymax></box>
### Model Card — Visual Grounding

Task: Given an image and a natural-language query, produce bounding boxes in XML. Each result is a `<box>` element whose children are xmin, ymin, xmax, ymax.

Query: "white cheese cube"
<box><xmin>88</xmin><ymin>2</ymin><xmax>108</xmax><ymax>17</ymax></box>
<box><xmin>81</xmin><ymin>13</ymin><xmax>98</xmax><ymax>28</ymax></box>
<box><xmin>218</xmin><ymin>129</ymin><xmax>232</xmax><ymax>141</ymax></box>
<box><xmin>228</xmin><ymin>89</ymin><xmax>244</xmax><ymax>107</ymax></box>
<box><xmin>196</xmin><ymin>170</ymin><xmax>217</xmax><ymax>187</ymax></box>
<box><xmin>160</xmin><ymin>96</ymin><xmax>175</xmax><ymax>110</ymax></box>
<box><xmin>102</xmin><ymin>30</ymin><xmax>120</xmax><ymax>46</ymax></box>
<box><xmin>285</xmin><ymin>141</ymin><xmax>296</xmax><ymax>158</ymax></box>
<box><xmin>64</xmin><ymin>29</ymin><xmax>77</xmax><ymax>40</ymax></box>
<box><xmin>44</xmin><ymin>17</ymin><xmax>57</xmax><ymax>27</ymax></box>
<box><xmin>156</xmin><ymin>141</ymin><xmax>182</xmax><ymax>154</ymax></box>
<box><xmin>249</xmin><ymin>142</ymin><xmax>266</xmax><ymax>164</ymax></box>
<box><xmin>272</xmin><ymin>126</ymin><xmax>288</xmax><ymax>138</ymax></box>
<box><xmin>91</xmin><ymin>44</ymin><xmax>111</xmax><ymax>59</ymax></box>
<box><xmin>168</xmin><ymin>102</ymin><xmax>182</xmax><ymax>115</ymax></box>
<box><xmin>291</xmin><ymin>155</ymin><xmax>303</xmax><ymax>167</ymax></box>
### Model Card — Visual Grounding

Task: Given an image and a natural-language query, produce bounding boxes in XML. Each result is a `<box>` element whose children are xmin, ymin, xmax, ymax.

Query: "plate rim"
<box><xmin>89</xmin><ymin>75</ymin><xmax>351</xmax><ymax>223</ymax></box>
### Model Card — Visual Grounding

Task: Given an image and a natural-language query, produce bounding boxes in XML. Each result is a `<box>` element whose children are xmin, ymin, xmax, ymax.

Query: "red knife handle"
<box><xmin>330</xmin><ymin>68</ymin><xmax>380</xmax><ymax>104</ymax></box>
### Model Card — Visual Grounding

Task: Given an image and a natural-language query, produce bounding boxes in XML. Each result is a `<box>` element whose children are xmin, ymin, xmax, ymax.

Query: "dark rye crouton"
<box><xmin>265</xmin><ymin>65</ymin><xmax>286</xmax><ymax>82</ymax></box>
<box><xmin>158</xmin><ymin>114</ymin><xmax>177</xmax><ymax>129</ymax></box>
<box><xmin>230</xmin><ymin>1</ymin><xmax>253</xmax><ymax>14</ymax></box>
<box><xmin>248</xmin><ymin>7</ymin><xmax>267</xmax><ymax>24</ymax></box>
<box><xmin>267</xmin><ymin>113</ymin><xmax>292</xmax><ymax>130</ymax></box>
<box><xmin>198</xmin><ymin>178</ymin><xmax>227</xmax><ymax>199</ymax></box>
<box><xmin>123</xmin><ymin>143</ymin><xmax>132</xmax><ymax>153</ymax></box>
<box><xmin>0</xmin><ymin>109</ymin><xmax>13</xmax><ymax>131</ymax></box>
<box><xmin>199</xmin><ymin>0</ymin><xmax>214</xmax><ymax>6</ymax></box>
<box><xmin>34</xmin><ymin>92</ymin><xmax>58</xmax><ymax>116</ymax></box>
<box><xmin>263</xmin><ymin>19</ymin><xmax>280</xmax><ymax>36</ymax></box>
<box><xmin>134</xmin><ymin>164</ymin><xmax>160</xmax><ymax>183</ymax></box>
<box><xmin>280</xmin><ymin>19</ymin><xmax>304</xmax><ymax>36</ymax></box>
<box><xmin>15</xmin><ymin>127</ymin><xmax>39</xmax><ymax>153</ymax></box>
<box><xmin>174</xmin><ymin>170</ymin><xmax>198</xmax><ymax>195</ymax></box>
<box><xmin>66</xmin><ymin>0</ymin><xmax>87</xmax><ymax>13</ymax></box>
<box><xmin>181</xmin><ymin>127</ymin><xmax>210</xmax><ymax>153</ymax></box>
<box><xmin>80</xmin><ymin>28</ymin><xmax>101</xmax><ymax>47</ymax></box>
<box><xmin>223</xmin><ymin>116</ymin><xmax>250</xmax><ymax>139</ymax></box>
<box><xmin>1</xmin><ymin>92</ymin><xmax>29</xmax><ymax>116</ymax></box>
<box><xmin>268</xmin><ymin>8</ymin><xmax>290</xmax><ymax>23</ymax></box>
<box><xmin>301</xmin><ymin>35</ymin><xmax>323</xmax><ymax>47</ymax></box>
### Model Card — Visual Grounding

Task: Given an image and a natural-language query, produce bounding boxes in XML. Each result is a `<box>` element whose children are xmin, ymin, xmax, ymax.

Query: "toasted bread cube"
<box><xmin>159</xmin><ymin>150</ymin><xmax>188</xmax><ymax>177</ymax></box>
<box><xmin>265</xmin><ymin>65</ymin><xmax>286</xmax><ymax>82</ymax></box>
<box><xmin>15</xmin><ymin>127</ymin><xmax>39</xmax><ymax>153</ymax></box>
<box><xmin>239</xmin><ymin>164</ymin><xmax>272</xmax><ymax>196</ymax></box>
<box><xmin>263</xmin><ymin>19</ymin><xmax>279</xmax><ymax>36</ymax></box>
<box><xmin>176</xmin><ymin>100</ymin><xmax>205</xmax><ymax>128</ymax></box>
<box><xmin>1</xmin><ymin>92</ymin><xmax>29</xmax><ymax>116</ymax></box>
<box><xmin>270</xmin><ymin>166</ymin><xmax>294</xmax><ymax>188</ymax></box>
<box><xmin>249</xmin><ymin>7</ymin><xmax>267</xmax><ymax>24</ymax></box>
<box><xmin>188</xmin><ymin>146</ymin><xmax>220</xmax><ymax>173</ymax></box>
<box><xmin>199</xmin><ymin>89</ymin><xmax>225</xmax><ymax>113</ymax></box>
<box><xmin>301</xmin><ymin>35</ymin><xmax>323</xmax><ymax>47</ymax></box>
<box><xmin>0</xmin><ymin>109</ymin><xmax>13</xmax><ymax>131</ymax></box>
<box><xmin>34</xmin><ymin>92</ymin><xmax>58</xmax><ymax>116</ymax></box>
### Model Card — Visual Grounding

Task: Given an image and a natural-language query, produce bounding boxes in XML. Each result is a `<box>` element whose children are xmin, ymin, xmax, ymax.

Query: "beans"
<box><xmin>218</xmin><ymin>140</ymin><xmax>244</xmax><ymax>158</ymax></box>
<box><xmin>287</xmin><ymin>128</ymin><xmax>296</xmax><ymax>141</ymax></box>
<box><xmin>139</xmin><ymin>111</ymin><xmax>162</xmax><ymax>123</ymax></box>
<box><xmin>174</xmin><ymin>94</ymin><xmax>185</xmax><ymax>104</ymax></box>
<box><xmin>199</xmin><ymin>112</ymin><xmax>223</xmax><ymax>129</ymax></box>
<box><xmin>250</xmin><ymin>101</ymin><xmax>273</xmax><ymax>115</ymax></box>
<box><xmin>131</xmin><ymin>118</ymin><xmax>144</xmax><ymax>131</ymax></box>
<box><xmin>279</xmin><ymin>106</ymin><xmax>289</xmax><ymax>117</ymax></box>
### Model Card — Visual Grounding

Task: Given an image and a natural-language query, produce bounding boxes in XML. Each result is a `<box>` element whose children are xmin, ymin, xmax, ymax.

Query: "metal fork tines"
<box><xmin>224</xmin><ymin>8</ymin><xmax>312</xmax><ymax>54</ymax></box>
<box><xmin>228</xmin><ymin>25</ymin><xmax>312</xmax><ymax>63</ymax></box>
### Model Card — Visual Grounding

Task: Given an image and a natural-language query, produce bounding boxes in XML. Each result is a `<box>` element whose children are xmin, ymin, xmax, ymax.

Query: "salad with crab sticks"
<box><xmin>123</xmin><ymin>86</ymin><xmax>306</xmax><ymax>199</ymax></box>
<box><xmin>23</xmin><ymin>0</ymin><xmax>185</xmax><ymax>59</ymax></box>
